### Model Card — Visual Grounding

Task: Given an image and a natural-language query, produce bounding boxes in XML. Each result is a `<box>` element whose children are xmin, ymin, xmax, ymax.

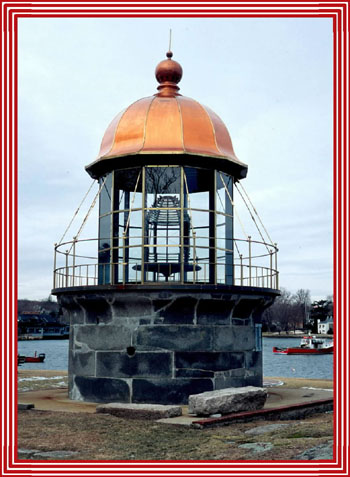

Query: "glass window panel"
<box><xmin>184</xmin><ymin>167</ymin><xmax>213</xmax><ymax>193</ymax></box>
<box><xmin>132</xmin><ymin>191</ymin><xmax>143</xmax><ymax>210</ymax></box>
<box><xmin>98</xmin><ymin>250</ymin><xmax>110</xmax><ymax>285</ymax></box>
<box><xmin>112</xmin><ymin>212</ymin><xmax>120</xmax><ymax>248</ymax></box>
<box><xmin>129</xmin><ymin>236</ymin><xmax>142</xmax><ymax>250</ymax></box>
<box><xmin>99</xmin><ymin>215</ymin><xmax>111</xmax><ymax>250</ymax></box>
<box><xmin>128</xmin><ymin>210</ymin><xmax>142</xmax><ymax>236</ymax></box>
<box><xmin>144</xmin><ymin>167</ymin><xmax>181</xmax><ymax>283</ymax></box>
<box><xmin>114</xmin><ymin>168</ymin><xmax>142</xmax><ymax>196</ymax></box>
<box><xmin>129</xmin><ymin>247</ymin><xmax>141</xmax><ymax>260</ymax></box>
<box><xmin>215</xmin><ymin>171</ymin><xmax>235</xmax><ymax>285</ymax></box>
<box><xmin>188</xmin><ymin>191</ymin><xmax>209</xmax><ymax>212</ymax></box>
<box><xmin>191</xmin><ymin>208</ymin><xmax>209</xmax><ymax>227</ymax></box>
<box><xmin>99</xmin><ymin>173</ymin><xmax>112</xmax><ymax>216</ymax></box>
<box><xmin>113</xmin><ymin>181</ymin><xmax>120</xmax><ymax>212</ymax></box>
<box><xmin>145</xmin><ymin>167</ymin><xmax>180</xmax><ymax>195</ymax></box>
<box><xmin>216</xmin><ymin>183</ymin><xmax>226</xmax><ymax>216</ymax></box>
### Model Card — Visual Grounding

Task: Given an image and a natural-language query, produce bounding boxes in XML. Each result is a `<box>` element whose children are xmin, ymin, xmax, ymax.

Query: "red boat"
<box><xmin>273</xmin><ymin>336</ymin><xmax>333</xmax><ymax>355</ymax></box>
<box><xmin>17</xmin><ymin>352</ymin><xmax>45</xmax><ymax>363</ymax></box>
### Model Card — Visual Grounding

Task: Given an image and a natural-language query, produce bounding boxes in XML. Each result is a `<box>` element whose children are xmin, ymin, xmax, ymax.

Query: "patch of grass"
<box><xmin>17</xmin><ymin>410</ymin><xmax>334</xmax><ymax>461</ymax></box>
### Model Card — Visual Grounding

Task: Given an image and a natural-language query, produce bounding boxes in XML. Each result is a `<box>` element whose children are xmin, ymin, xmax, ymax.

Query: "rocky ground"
<box><xmin>17</xmin><ymin>370</ymin><xmax>334</xmax><ymax>461</ymax></box>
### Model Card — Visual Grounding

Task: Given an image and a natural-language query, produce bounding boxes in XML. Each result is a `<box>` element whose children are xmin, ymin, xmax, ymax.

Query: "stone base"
<box><xmin>53</xmin><ymin>284</ymin><xmax>278</xmax><ymax>404</ymax></box>
<box><xmin>96</xmin><ymin>402</ymin><xmax>182</xmax><ymax>419</ymax></box>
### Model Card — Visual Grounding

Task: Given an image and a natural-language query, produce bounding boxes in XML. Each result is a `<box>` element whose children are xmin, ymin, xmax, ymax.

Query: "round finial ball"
<box><xmin>155</xmin><ymin>56</ymin><xmax>183</xmax><ymax>84</ymax></box>
<box><xmin>166</xmin><ymin>51</ymin><xmax>173</xmax><ymax>58</ymax></box>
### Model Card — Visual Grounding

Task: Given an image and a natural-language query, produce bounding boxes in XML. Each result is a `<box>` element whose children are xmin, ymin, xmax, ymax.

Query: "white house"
<box><xmin>317</xmin><ymin>316</ymin><xmax>333</xmax><ymax>334</ymax></box>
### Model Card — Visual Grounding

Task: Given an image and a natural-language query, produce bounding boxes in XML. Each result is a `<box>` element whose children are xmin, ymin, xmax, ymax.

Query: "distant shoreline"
<box><xmin>263</xmin><ymin>333</ymin><xmax>334</xmax><ymax>339</ymax></box>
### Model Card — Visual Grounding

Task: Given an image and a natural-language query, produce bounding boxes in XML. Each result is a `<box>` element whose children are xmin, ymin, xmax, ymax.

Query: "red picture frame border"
<box><xmin>1</xmin><ymin>1</ymin><xmax>348</xmax><ymax>475</ymax></box>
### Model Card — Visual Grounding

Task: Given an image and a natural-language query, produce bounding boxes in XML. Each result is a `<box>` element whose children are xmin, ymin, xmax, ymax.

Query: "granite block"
<box><xmin>111</xmin><ymin>296</ymin><xmax>152</xmax><ymax>318</ymax></box>
<box><xmin>175</xmin><ymin>352</ymin><xmax>244</xmax><ymax>378</ymax></box>
<box><xmin>135</xmin><ymin>325</ymin><xmax>213</xmax><ymax>351</ymax></box>
<box><xmin>75</xmin><ymin>325</ymin><xmax>131</xmax><ymax>351</ymax></box>
<box><xmin>72</xmin><ymin>376</ymin><xmax>130</xmax><ymax>403</ymax></box>
<box><xmin>76</xmin><ymin>296</ymin><xmax>112</xmax><ymax>324</ymax></box>
<box><xmin>213</xmin><ymin>326</ymin><xmax>255</xmax><ymax>351</ymax></box>
<box><xmin>159</xmin><ymin>297</ymin><xmax>197</xmax><ymax>324</ymax></box>
<box><xmin>132</xmin><ymin>378</ymin><xmax>213</xmax><ymax>405</ymax></box>
<box><xmin>197</xmin><ymin>299</ymin><xmax>233</xmax><ymax>325</ymax></box>
<box><xmin>70</xmin><ymin>350</ymin><xmax>95</xmax><ymax>376</ymax></box>
<box><xmin>96</xmin><ymin>351</ymin><xmax>172</xmax><ymax>378</ymax></box>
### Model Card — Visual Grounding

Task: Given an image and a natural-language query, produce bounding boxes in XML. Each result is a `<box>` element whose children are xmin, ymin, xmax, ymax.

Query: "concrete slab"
<box><xmin>18</xmin><ymin>388</ymin><xmax>97</xmax><ymax>413</ymax></box>
<box><xmin>96</xmin><ymin>403</ymin><xmax>182</xmax><ymax>419</ymax></box>
<box><xmin>17</xmin><ymin>373</ymin><xmax>333</xmax><ymax>427</ymax></box>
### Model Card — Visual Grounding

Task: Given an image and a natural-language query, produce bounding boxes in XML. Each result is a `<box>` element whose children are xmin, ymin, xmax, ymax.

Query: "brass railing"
<box><xmin>53</xmin><ymin>237</ymin><xmax>279</xmax><ymax>290</ymax></box>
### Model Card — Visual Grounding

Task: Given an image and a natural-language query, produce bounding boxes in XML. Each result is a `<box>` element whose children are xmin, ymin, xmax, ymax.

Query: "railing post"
<box><xmin>65</xmin><ymin>250</ymin><xmax>69</xmax><ymax>287</ymax></box>
<box><xmin>141</xmin><ymin>167</ymin><xmax>146</xmax><ymax>285</ymax></box>
<box><xmin>72</xmin><ymin>236</ymin><xmax>76</xmax><ymax>286</ymax></box>
<box><xmin>233</xmin><ymin>241</ymin><xmax>236</xmax><ymax>286</ymax></box>
<box><xmin>274</xmin><ymin>243</ymin><xmax>278</xmax><ymax>289</ymax></box>
<box><xmin>193</xmin><ymin>231</ymin><xmax>196</xmax><ymax>284</ymax></box>
<box><xmin>123</xmin><ymin>233</ymin><xmax>126</xmax><ymax>285</ymax></box>
<box><xmin>240</xmin><ymin>254</ymin><xmax>243</xmax><ymax>285</ymax></box>
<box><xmin>270</xmin><ymin>250</ymin><xmax>273</xmax><ymax>289</ymax></box>
<box><xmin>248</xmin><ymin>236</ymin><xmax>252</xmax><ymax>286</ymax></box>
<box><xmin>53</xmin><ymin>243</ymin><xmax>57</xmax><ymax>289</ymax></box>
<box><xmin>262</xmin><ymin>267</ymin><xmax>264</xmax><ymax>288</ymax></box>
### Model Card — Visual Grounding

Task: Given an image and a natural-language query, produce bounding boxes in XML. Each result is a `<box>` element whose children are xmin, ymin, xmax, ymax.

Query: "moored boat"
<box><xmin>273</xmin><ymin>335</ymin><xmax>333</xmax><ymax>355</ymax></box>
<box><xmin>17</xmin><ymin>355</ymin><xmax>26</xmax><ymax>365</ymax></box>
<box><xmin>17</xmin><ymin>352</ymin><xmax>46</xmax><ymax>363</ymax></box>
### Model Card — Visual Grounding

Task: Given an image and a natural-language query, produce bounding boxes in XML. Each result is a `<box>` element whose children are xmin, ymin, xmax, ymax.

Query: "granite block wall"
<box><xmin>58</xmin><ymin>287</ymin><xmax>275</xmax><ymax>404</ymax></box>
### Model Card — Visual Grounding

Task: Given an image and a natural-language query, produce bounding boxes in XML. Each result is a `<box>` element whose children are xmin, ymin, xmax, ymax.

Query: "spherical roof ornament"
<box><xmin>85</xmin><ymin>50</ymin><xmax>248</xmax><ymax>180</ymax></box>
<box><xmin>155</xmin><ymin>51</ymin><xmax>183</xmax><ymax>97</ymax></box>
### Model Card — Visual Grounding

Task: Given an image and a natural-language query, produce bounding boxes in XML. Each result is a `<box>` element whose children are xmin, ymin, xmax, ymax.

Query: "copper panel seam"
<box><xmin>174</xmin><ymin>95</ymin><xmax>185</xmax><ymax>151</ymax></box>
<box><xmin>110</xmin><ymin>97</ymin><xmax>154</xmax><ymax>157</ymax></box>
<box><xmin>143</xmin><ymin>96</ymin><xmax>183</xmax><ymax>151</ymax></box>
<box><xmin>178</xmin><ymin>96</ymin><xmax>219</xmax><ymax>156</ymax></box>
<box><xmin>200</xmin><ymin>101</ymin><xmax>222</xmax><ymax>157</ymax></box>
<box><xmin>98</xmin><ymin>108</ymin><xmax>126</xmax><ymax>159</ymax></box>
<box><xmin>140</xmin><ymin>95</ymin><xmax>157</xmax><ymax>152</ymax></box>
<box><xmin>202</xmin><ymin>104</ymin><xmax>237</xmax><ymax>161</ymax></box>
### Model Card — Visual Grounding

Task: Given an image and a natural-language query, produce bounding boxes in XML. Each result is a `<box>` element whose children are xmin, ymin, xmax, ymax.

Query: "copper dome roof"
<box><xmin>86</xmin><ymin>52</ymin><xmax>247</xmax><ymax>179</ymax></box>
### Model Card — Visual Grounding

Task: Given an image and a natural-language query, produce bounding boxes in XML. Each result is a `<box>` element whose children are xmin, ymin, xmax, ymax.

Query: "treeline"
<box><xmin>262</xmin><ymin>288</ymin><xmax>333</xmax><ymax>334</ymax></box>
<box><xmin>17</xmin><ymin>296</ymin><xmax>59</xmax><ymax>314</ymax></box>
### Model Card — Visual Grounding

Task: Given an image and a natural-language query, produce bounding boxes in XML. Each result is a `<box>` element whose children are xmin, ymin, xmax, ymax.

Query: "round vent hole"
<box><xmin>126</xmin><ymin>346</ymin><xmax>136</xmax><ymax>357</ymax></box>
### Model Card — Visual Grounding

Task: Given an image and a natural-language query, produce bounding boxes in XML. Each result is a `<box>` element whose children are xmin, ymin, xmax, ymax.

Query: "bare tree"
<box><xmin>262</xmin><ymin>288</ymin><xmax>311</xmax><ymax>333</ymax></box>
<box><xmin>292</xmin><ymin>289</ymin><xmax>311</xmax><ymax>328</ymax></box>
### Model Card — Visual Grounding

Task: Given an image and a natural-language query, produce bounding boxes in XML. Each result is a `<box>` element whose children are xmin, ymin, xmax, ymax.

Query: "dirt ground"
<box><xmin>17</xmin><ymin>371</ymin><xmax>334</xmax><ymax>461</ymax></box>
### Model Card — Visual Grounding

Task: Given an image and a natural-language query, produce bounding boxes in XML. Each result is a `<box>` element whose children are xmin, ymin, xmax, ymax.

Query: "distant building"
<box><xmin>317</xmin><ymin>316</ymin><xmax>333</xmax><ymax>334</ymax></box>
<box><xmin>18</xmin><ymin>311</ymin><xmax>69</xmax><ymax>339</ymax></box>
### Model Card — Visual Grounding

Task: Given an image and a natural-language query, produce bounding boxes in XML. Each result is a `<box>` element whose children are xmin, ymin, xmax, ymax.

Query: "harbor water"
<box><xmin>17</xmin><ymin>337</ymin><xmax>334</xmax><ymax>380</ymax></box>
<box><xmin>263</xmin><ymin>337</ymin><xmax>333</xmax><ymax>379</ymax></box>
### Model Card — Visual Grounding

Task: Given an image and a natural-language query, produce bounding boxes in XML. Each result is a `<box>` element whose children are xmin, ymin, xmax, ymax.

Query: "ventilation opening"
<box><xmin>126</xmin><ymin>346</ymin><xmax>136</xmax><ymax>357</ymax></box>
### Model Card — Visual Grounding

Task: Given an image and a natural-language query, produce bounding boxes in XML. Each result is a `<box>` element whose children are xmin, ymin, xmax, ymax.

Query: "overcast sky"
<box><xmin>18</xmin><ymin>17</ymin><xmax>333</xmax><ymax>301</ymax></box>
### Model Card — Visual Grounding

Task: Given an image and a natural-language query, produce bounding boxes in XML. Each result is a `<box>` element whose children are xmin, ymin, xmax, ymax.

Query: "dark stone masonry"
<box><xmin>56</xmin><ymin>285</ymin><xmax>276</xmax><ymax>404</ymax></box>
